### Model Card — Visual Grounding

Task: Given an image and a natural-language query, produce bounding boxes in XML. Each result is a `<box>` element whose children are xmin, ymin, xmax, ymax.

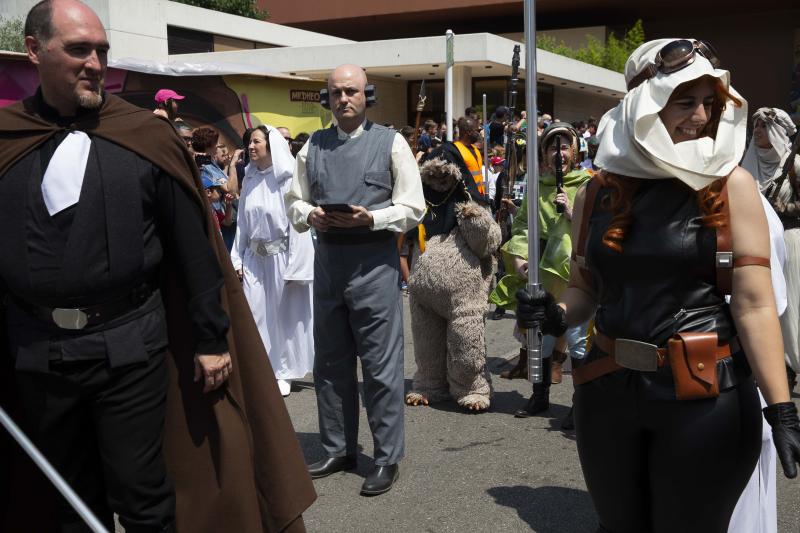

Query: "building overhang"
<box><xmin>175</xmin><ymin>33</ymin><xmax>626</xmax><ymax>98</ymax></box>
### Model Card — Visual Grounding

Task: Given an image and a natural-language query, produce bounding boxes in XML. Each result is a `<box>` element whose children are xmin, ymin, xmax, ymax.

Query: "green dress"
<box><xmin>490</xmin><ymin>168</ymin><xmax>592</xmax><ymax>309</ymax></box>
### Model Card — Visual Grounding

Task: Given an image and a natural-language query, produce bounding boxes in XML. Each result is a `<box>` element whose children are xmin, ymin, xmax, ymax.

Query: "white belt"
<box><xmin>249</xmin><ymin>236</ymin><xmax>289</xmax><ymax>257</ymax></box>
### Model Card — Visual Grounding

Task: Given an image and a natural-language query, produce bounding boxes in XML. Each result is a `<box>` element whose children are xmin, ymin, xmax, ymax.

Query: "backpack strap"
<box><xmin>715</xmin><ymin>178</ymin><xmax>770</xmax><ymax>297</ymax></box>
<box><xmin>571</xmin><ymin>177</ymin><xmax>602</xmax><ymax>285</ymax></box>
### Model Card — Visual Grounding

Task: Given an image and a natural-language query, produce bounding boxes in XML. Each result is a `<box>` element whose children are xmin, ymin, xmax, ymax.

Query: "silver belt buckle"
<box><xmin>52</xmin><ymin>308</ymin><xmax>89</xmax><ymax>330</ymax></box>
<box><xmin>614</xmin><ymin>338</ymin><xmax>659</xmax><ymax>372</ymax></box>
<box><xmin>256</xmin><ymin>241</ymin><xmax>269</xmax><ymax>256</ymax></box>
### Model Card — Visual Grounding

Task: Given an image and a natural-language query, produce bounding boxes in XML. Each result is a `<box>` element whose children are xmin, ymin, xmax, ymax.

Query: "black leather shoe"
<box><xmin>360</xmin><ymin>464</ymin><xmax>399</xmax><ymax>496</ymax></box>
<box><xmin>561</xmin><ymin>406</ymin><xmax>575</xmax><ymax>430</ymax></box>
<box><xmin>514</xmin><ymin>387</ymin><xmax>549</xmax><ymax>418</ymax></box>
<box><xmin>489</xmin><ymin>307</ymin><xmax>506</xmax><ymax>320</ymax></box>
<box><xmin>307</xmin><ymin>456</ymin><xmax>356</xmax><ymax>479</ymax></box>
<box><xmin>514</xmin><ymin>358</ymin><xmax>551</xmax><ymax>418</ymax></box>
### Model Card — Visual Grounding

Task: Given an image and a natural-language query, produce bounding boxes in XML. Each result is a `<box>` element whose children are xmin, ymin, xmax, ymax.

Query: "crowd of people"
<box><xmin>1</xmin><ymin>1</ymin><xmax>799</xmax><ymax>532</ymax></box>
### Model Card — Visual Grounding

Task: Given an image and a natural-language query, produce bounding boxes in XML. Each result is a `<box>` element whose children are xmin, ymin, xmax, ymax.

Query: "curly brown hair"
<box><xmin>191</xmin><ymin>127</ymin><xmax>219</xmax><ymax>153</ymax></box>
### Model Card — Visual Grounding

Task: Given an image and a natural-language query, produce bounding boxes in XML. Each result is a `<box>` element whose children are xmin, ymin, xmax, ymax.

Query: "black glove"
<box><xmin>515</xmin><ymin>288</ymin><xmax>567</xmax><ymax>337</ymax></box>
<box><xmin>763</xmin><ymin>401</ymin><xmax>800</xmax><ymax>478</ymax></box>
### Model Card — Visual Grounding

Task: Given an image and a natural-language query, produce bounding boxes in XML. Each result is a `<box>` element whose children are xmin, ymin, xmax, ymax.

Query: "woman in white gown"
<box><xmin>742</xmin><ymin>107</ymin><xmax>800</xmax><ymax>389</ymax></box>
<box><xmin>231</xmin><ymin>126</ymin><xmax>315</xmax><ymax>397</ymax></box>
<box><xmin>728</xmin><ymin>107</ymin><xmax>797</xmax><ymax>533</ymax></box>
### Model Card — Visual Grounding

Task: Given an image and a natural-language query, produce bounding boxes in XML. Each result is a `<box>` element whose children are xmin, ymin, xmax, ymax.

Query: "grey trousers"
<box><xmin>313</xmin><ymin>236</ymin><xmax>405</xmax><ymax>466</ymax></box>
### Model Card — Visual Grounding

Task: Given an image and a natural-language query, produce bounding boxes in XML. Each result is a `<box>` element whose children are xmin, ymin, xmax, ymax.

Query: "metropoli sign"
<box><xmin>289</xmin><ymin>90</ymin><xmax>320</xmax><ymax>103</ymax></box>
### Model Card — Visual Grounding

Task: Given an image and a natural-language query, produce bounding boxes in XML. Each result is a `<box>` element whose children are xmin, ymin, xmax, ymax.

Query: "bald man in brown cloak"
<box><xmin>0</xmin><ymin>1</ymin><xmax>314</xmax><ymax>531</ymax></box>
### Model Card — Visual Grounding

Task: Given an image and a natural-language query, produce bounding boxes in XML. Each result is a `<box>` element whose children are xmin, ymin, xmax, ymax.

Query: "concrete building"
<box><xmin>1</xmin><ymin>0</ymin><xmax>351</xmax><ymax>62</ymax></box>
<box><xmin>263</xmin><ymin>0</ymin><xmax>800</xmax><ymax>121</ymax></box>
<box><xmin>177</xmin><ymin>32</ymin><xmax>625</xmax><ymax>127</ymax></box>
<box><xmin>1</xmin><ymin>0</ymin><xmax>626</xmax><ymax>127</ymax></box>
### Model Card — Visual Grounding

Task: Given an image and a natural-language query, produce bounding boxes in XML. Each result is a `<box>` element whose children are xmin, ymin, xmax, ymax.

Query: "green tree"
<box><xmin>0</xmin><ymin>16</ymin><xmax>25</xmax><ymax>53</ymax></box>
<box><xmin>171</xmin><ymin>0</ymin><xmax>268</xmax><ymax>20</ymax></box>
<box><xmin>537</xmin><ymin>20</ymin><xmax>645</xmax><ymax>73</ymax></box>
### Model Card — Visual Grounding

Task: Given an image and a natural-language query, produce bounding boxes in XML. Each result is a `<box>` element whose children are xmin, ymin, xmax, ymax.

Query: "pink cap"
<box><xmin>490</xmin><ymin>156</ymin><xmax>505</xmax><ymax>166</ymax></box>
<box><xmin>154</xmin><ymin>89</ymin><xmax>185</xmax><ymax>103</ymax></box>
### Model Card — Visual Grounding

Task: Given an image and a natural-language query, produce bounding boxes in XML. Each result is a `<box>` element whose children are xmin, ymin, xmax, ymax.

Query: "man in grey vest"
<box><xmin>286</xmin><ymin>64</ymin><xmax>424</xmax><ymax>496</ymax></box>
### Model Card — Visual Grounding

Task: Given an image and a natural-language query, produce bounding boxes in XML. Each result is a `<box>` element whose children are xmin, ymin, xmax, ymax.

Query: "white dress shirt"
<box><xmin>285</xmin><ymin>122</ymin><xmax>425</xmax><ymax>233</ymax></box>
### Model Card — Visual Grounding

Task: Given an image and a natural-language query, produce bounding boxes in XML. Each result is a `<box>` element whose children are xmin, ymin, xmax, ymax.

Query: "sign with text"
<box><xmin>290</xmin><ymin>90</ymin><xmax>320</xmax><ymax>103</ymax></box>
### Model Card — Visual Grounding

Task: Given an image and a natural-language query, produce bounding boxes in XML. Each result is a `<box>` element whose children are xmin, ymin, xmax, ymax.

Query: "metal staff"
<box><xmin>554</xmin><ymin>134</ymin><xmax>564</xmax><ymax>213</ymax></box>
<box><xmin>411</xmin><ymin>80</ymin><xmax>427</xmax><ymax>154</ymax></box>
<box><xmin>0</xmin><ymin>405</ymin><xmax>109</xmax><ymax>533</ymax></box>
<box><xmin>504</xmin><ymin>45</ymin><xmax>522</xmax><ymax>168</ymax></box>
<box><xmin>483</xmin><ymin>93</ymin><xmax>489</xmax><ymax>185</ymax></box>
<box><xmin>445</xmin><ymin>29</ymin><xmax>454</xmax><ymax>142</ymax></box>
<box><xmin>498</xmin><ymin>45</ymin><xmax>522</xmax><ymax>238</ymax></box>
<box><xmin>398</xmin><ymin>83</ymin><xmax>428</xmax><ymax>254</ymax></box>
<box><xmin>524</xmin><ymin>0</ymin><xmax>543</xmax><ymax>384</ymax></box>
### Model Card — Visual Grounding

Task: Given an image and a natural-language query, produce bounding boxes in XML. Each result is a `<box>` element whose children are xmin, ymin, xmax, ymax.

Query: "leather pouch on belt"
<box><xmin>667</xmin><ymin>332</ymin><xmax>720</xmax><ymax>400</ymax></box>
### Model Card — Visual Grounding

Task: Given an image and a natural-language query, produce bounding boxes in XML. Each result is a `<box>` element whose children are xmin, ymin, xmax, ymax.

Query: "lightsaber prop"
<box><xmin>524</xmin><ymin>0</ymin><xmax>543</xmax><ymax>384</ymax></box>
<box><xmin>483</xmin><ymin>93</ymin><xmax>489</xmax><ymax>184</ymax></box>
<box><xmin>0</xmin><ymin>406</ymin><xmax>109</xmax><ymax>533</ymax></box>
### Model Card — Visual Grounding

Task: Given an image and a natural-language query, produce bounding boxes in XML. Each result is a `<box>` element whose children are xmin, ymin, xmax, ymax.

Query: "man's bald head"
<box><xmin>328</xmin><ymin>64</ymin><xmax>367</xmax><ymax>91</ymax></box>
<box><xmin>25</xmin><ymin>0</ymin><xmax>103</xmax><ymax>44</ymax></box>
<box><xmin>458</xmin><ymin>116</ymin><xmax>480</xmax><ymax>144</ymax></box>
<box><xmin>326</xmin><ymin>64</ymin><xmax>369</xmax><ymax>133</ymax></box>
<box><xmin>25</xmin><ymin>0</ymin><xmax>109</xmax><ymax>115</ymax></box>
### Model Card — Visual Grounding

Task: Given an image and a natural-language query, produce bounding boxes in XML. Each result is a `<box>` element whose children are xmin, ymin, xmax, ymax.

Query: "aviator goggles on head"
<box><xmin>627</xmin><ymin>39</ymin><xmax>721</xmax><ymax>91</ymax></box>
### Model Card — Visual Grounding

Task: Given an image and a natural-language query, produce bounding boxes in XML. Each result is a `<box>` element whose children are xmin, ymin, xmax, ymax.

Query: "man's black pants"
<box><xmin>15</xmin><ymin>352</ymin><xmax>175</xmax><ymax>533</ymax></box>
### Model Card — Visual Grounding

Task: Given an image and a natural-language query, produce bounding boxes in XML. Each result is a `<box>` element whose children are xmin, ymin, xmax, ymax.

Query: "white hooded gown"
<box><xmin>231</xmin><ymin>140</ymin><xmax>314</xmax><ymax>380</ymax></box>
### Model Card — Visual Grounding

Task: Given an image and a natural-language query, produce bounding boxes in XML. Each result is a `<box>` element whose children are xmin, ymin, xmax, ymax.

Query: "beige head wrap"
<box><xmin>594</xmin><ymin>39</ymin><xmax>748</xmax><ymax>190</ymax></box>
<box><xmin>741</xmin><ymin>107</ymin><xmax>797</xmax><ymax>187</ymax></box>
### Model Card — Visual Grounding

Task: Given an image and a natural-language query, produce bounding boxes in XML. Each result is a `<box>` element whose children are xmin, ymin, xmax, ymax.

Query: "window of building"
<box><xmin>168</xmin><ymin>26</ymin><xmax>280</xmax><ymax>55</ymax></box>
<box><xmin>167</xmin><ymin>26</ymin><xmax>214</xmax><ymax>55</ymax></box>
<box><xmin>472</xmin><ymin>77</ymin><xmax>554</xmax><ymax>119</ymax></box>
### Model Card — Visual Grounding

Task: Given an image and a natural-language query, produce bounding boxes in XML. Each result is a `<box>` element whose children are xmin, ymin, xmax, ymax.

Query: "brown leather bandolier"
<box><xmin>570</xmin><ymin>175</ymin><xmax>769</xmax><ymax>387</ymax></box>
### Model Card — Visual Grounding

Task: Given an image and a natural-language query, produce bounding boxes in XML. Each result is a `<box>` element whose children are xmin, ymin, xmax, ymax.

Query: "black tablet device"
<box><xmin>320</xmin><ymin>203</ymin><xmax>354</xmax><ymax>213</ymax></box>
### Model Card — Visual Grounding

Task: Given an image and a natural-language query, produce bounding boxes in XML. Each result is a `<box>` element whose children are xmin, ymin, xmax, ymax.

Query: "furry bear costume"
<box><xmin>406</xmin><ymin>159</ymin><xmax>502</xmax><ymax>410</ymax></box>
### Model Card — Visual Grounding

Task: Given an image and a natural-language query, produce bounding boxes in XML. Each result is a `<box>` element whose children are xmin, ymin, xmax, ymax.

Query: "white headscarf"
<box><xmin>594</xmin><ymin>38</ymin><xmax>748</xmax><ymax>190</ymax></box>
<box><xmin>741</xmin><ymin>107</ymin><xmax>796</xmax><ymax>186</ymax></box>
<box><xmin>245</xmin><ymin>125</ymin><xmax>295</xmax><ymax>182</ymax></box>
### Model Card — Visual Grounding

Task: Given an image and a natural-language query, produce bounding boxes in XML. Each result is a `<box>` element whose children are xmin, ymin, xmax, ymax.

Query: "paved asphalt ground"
<box><xmin>286</xmin><ymin>298</ymin><xmax>800</xmax><ymax>533</ymax></box>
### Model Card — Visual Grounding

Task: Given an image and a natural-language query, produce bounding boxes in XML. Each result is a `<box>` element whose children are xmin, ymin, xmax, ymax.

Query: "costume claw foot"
<box><xmin>458</xmin><ymin>394</ymin><xmax>490</xmax><ymax>413</ymax></box>
<box><xmin>405</xmin><ymin>392</ymin><xmax>430</xmax><ymax>406</ymax></box>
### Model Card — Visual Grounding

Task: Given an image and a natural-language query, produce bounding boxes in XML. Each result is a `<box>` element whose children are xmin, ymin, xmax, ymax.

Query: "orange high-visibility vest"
<box><xmin>454</xmin><ymin>141</ymin><xmax>485</xmax><ymax>196</ymax></box>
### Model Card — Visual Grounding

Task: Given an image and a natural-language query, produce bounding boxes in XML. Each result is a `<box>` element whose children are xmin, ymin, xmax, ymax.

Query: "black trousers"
<box><xmin>15</xmin><ymin>352</ymin><xmax>174</xmax><ymax>533</ymax></box>
<box><xmin>574</xmin><ymin>372</ymin><xmax>762</xmax><ymax>533</ymax></box>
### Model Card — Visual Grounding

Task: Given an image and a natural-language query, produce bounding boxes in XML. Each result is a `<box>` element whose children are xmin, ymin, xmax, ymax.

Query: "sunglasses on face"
<box><xmin>627</xmin><ymin>39</ymin><xmax>721</xmax><ymax>91</ymax></box>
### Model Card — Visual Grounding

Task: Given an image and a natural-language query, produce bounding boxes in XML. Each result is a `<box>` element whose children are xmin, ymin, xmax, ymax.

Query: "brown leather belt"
<box><xmin>572</xmin><ymin>331</ymin><xmax>740</xmax><ymax>385</ymax></box>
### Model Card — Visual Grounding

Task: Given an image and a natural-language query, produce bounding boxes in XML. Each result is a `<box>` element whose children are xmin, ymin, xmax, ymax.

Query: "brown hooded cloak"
<box><xmin>0</xmin><ymin>93</ymin><xmax>316</xmax><ymax>532</ymax></box>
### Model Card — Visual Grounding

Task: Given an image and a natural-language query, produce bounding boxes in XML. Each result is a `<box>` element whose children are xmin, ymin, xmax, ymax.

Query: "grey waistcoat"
<box><xmin>307</xmin><ymin>121</ymin><xmax>395</xmax><ymax>232</ymax></box>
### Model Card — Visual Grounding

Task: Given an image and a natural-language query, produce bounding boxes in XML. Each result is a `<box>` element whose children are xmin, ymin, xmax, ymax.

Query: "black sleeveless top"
<box><xmin>581</xmin><ymin>179</ymin><xmax>749</xmax><ymax>398</ymax></box>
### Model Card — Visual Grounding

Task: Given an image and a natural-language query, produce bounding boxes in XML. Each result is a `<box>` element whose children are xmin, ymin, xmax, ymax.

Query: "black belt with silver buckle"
<box><xmin>318</xmin><ymin>230</ymin><xmax>394</xmax><ymax>245</ymax></box>
<box><xmin>10</xmin><ymin>282</ymin><xmax>158</xmax><ymax>331</ymax></box>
